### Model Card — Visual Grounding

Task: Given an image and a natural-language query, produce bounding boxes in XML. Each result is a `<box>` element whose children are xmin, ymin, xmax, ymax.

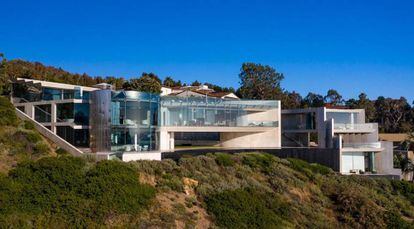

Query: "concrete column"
<box><xmin>169</xmin><ymin>132</ymin><xmax>175</xmax><ymax>150</ymax></box>
<box><xmin>25</xmin><ymin>104</ymin><xmax>35</xmax><ymax>119</ymax></box>
<box><xmin>159</xmin><ymin>130</ymin><xmax>172</xmax><ymax>151</ymax></box>
<box><xmin>370</xmin><ymin>152</ymin><xmax>376</xmax><ymax>172</ymax></box>
<box><xmin>51</xmin><ymin>103</ymin><xmax>57</xmax><ymax>133</ymax></box>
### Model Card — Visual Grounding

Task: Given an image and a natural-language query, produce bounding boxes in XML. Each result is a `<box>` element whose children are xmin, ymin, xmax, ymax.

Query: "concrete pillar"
<box><xmin>25</xmin><ymin>104</ymin><xmax>35</xmax><ymax>119</ymax></box>
<box><xmin>51</xmin><ymin>103</ymin><xmax>57</xmax><ymax>133</ymax></box>
<box><xmin>370</xmin><ymin>152</ymin><xmax>376</xmax><ymax>172</ymax></box>
<box><xmin>169</xmin><ymin>132</ymin><xmax>175</xmax><ymax>150</ymax></box>
<box><xmin>160</xmin><ymin>130</ymin><xmax>173</xmax><ymax>151</ymax></box>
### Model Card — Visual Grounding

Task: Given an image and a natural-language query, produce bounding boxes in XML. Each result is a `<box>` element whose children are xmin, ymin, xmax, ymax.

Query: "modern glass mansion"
<box><xmin>12</xmin><ymin>78</ymin><xmax>281</xmax><ymax>155</ymax></box>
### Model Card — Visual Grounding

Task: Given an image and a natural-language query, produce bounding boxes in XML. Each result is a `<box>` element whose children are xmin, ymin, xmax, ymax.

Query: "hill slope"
<box><xmin>1</xmin><ymin>152</ymin><xmax>414</xmax><ymax>228</ymax></box>
<box><xmin>0</xmin><ymin>96</ymin><xmax>413</xmax><ymax>228</ymax></box>
<box><xmin>0</xmin><ymin>96</ymin><xmax>56</xmax><ymax>173</ymax></box>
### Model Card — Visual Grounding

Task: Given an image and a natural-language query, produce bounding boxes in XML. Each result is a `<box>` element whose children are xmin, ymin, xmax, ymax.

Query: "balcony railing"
<box><xmin>334</xmin><ymin>123</ymin><xmax>375</xmax><ymax>132</ymax></box>
<box><xmin>343</xmin><ymin>142</ymin><xmax>382</xmax><ymax>149</ymax></box>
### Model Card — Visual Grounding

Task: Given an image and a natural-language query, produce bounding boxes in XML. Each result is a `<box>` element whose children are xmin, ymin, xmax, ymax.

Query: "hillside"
<box><xmin>0</xmin><ymin>96</ymin><xmax>56</xmax><ymax>173</ymax></box>
<box><xmin>1</xmin><ymin>96</ymin><xmax>414</xmax><ymax>228</ymax></box>
<box><xmin>1</xmin><ymin>151</ymin><xmax>414</xmax><ymax>228</ymax></box>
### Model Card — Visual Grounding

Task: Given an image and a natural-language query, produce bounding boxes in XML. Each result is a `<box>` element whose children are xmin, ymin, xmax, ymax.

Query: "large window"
<box><xmin>57</xmin><ymin>103</ymin><xmax>89</xmax><ymax>125</ymax></box>
<box><xmin>110</xmin><ymin>127</ymin><xmax>157</xmax><ymax>152</ymax></box>
<box><xmin>34</xmin><ymin>105</ymin><xmax>51</xmax><ymax>123</ymax></box>
<box><xmin>160</xmin><ymin>96</ymin><xmax>278</xmax><ymax>127</ymax></box>
<box><xmin>109</xmin><ymin>91</ymin><xmax>160</xmax><ymax>152</ymax></box>
<box><xmin>326</xmin><ymin>112</ymin><xmax>360</xmax><ymax>124</ymax></box>
<box><xmin>56</xmin><ymin>126</ymin><xmax>89</xmax><ymax>147</ymax></box>
<box><xmin>42</xmin><ymin>88</ymin><xmax>62</xmax><ymax>100</ymax></box>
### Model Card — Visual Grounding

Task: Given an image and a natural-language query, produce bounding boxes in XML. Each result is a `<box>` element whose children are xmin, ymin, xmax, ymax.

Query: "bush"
<box><xmin>158</xmin><ymin>173</ymin><xmax>183</xmax><ymax>192</ymax></box>
<box><xmin>241</xmin><ymin>153</ymin><xmax>274</xmax><ymax>170</ymax></box>
<box><xmin>391</xmin><ymin>180</ymin><xmax>414</xmax><ymax>204</ymax></box>
<box><xmin>206</xmin><ymin>188</ymin><xmax>290</xmax><ymax>228</ymax></box>
<box><xmin>287</xmin><ymin>158</ymin><xmax>333</xmax><ymax>179</ymax></box>
<box><xmin>0</xmin><ymin>157</ymin><xmax>156</xmax><ymax>227</ymax></box>
<box><xmin>0</xmin><ymin>96</ymin><xmax>19</xmax><ymax>127</ymax></box>
<box><xmin>33</xmin><ymin>142</ymin><xmax>50</xmax><ymax>155</ymax></box>
<box><xmin>55</xmin><ymin>148</ymin><xmax>69</xmax><ymax>156</ymax></box>
<box><xmin>23</xmin><ymin>120</ymin><xmax>35</xmax><ymax>130</ymax></box>
<box><xmin>84</xmin><ymin>160</ymin><xmax>156</xmax><ymax>218</ymax></box>
<box><xmin>214</xmin><ymin>153</ymin><xmax>235</xmax><ymax>167</ymax></box>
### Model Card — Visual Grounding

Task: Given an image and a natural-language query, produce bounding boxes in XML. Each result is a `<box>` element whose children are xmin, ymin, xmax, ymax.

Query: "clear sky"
<box><xmin>1</xmin><ymin>0</ymin><xmax>413</xmax><ymax>102</ymax></box>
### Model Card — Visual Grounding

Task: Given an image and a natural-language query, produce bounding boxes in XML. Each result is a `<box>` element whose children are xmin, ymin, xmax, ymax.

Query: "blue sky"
<box><xmin>1</xmin><ymin>0</ymin><xmax>413</xmax><ymax>102</ymax></box>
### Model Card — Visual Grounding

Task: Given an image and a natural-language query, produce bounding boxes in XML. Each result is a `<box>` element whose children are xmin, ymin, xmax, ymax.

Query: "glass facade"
<box><xmin>326</xmin><ymin>112</ymin><xmax>360</xmax><ymax>124</ymax></box>
<box><xmin>282</xmin><ymin>113</ymin><xmax>315</xmax><ymax>130</ymax></box>
<box><xmin>109</xmin><ymin>91</ymin><xmax>159</xmax><ymax>152</ymax></box>
<box><xmin>57</xmin><ymin>103</ymin><xmax>89</xmax><ymax>125</ymax></box>
<box><xmin>160</xmin><ymin>96</ymin><xmax>278</xmax><ymax>127</ymax></box>
<box><xmin>34</xmin><ymin>104</ymin><xmax>52</xmax><ymax>123</ymax></box>
<box><xmin>14</xmin><ymin>80</ymin><xmax>281</xmax><ymax>153</ymax></box>
<box><xmin>56</xmin><ymin>126</ymin><xmax>89</xmax><ymax>147</ymax></box>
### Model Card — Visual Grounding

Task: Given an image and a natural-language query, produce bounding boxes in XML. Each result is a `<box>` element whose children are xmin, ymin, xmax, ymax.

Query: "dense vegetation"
<box><xmin>1</xmin><ymin>54</ymin><xmax>413</xmax><ymax>133</ymax></box>
<box><xmin>0</xmin><ymin>96</ymin><xmax>55</xmax><ymax>172</ymax></box>
<box><xmin>1</xmin><ymin>152</ymin><xmax>414</xmax><ymax>228</ymax></box>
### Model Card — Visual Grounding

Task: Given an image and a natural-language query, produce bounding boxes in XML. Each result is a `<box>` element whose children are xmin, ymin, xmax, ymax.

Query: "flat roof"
<box><xmin>17</xmin><ymin>78</ymin><xmax>99</xmax><ymax>91</ymax></box>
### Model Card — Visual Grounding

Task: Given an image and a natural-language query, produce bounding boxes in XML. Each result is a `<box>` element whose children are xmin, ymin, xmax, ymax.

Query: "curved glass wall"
<box><xmin>110</xmin><ymin>91</ymin><xmax>159</xmax><ymax>152</ymax></box>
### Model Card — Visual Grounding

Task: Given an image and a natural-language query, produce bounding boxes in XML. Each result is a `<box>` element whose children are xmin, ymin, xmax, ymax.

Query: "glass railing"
<box><xmin>343</xmin><ymin>142</ymin><xmax>382</xmax><ymax>149</ymax></box>
<box><xmin>334</xmin><ymin>123</ymin><xmax>375</xmax><ymax>132</ymax></box>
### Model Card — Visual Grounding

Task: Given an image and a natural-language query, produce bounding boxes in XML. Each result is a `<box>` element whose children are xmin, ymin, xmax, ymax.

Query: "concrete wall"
<box><xmin>220</xmin><ymin>129</ymin><xmax>280</xmax><ymax>148</ymax></box>
<box><xmin>123</xmin><ymin>152</ymin><xmax>162</xmax><ymax>161</ymax></box>
<box><xmin>376</xmin><ymin>141</ymin><xmax>402</xmax><ymax>176</ymax></box>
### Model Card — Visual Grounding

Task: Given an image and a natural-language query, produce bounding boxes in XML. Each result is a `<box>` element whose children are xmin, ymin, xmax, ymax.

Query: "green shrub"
<box><xmin>1</xmin><ymin>157</ymin><xmax>156</xmax><ymax>227</ymax></box>
<box><xmin>241</xmin><ymin>153</ymin><xmax>274</xmax><ymax>170</ymax></box>
<box><xmin>0</xmin><ymin>96</ymin><xmax>19</xmax><ymax>127</ymax></box>
<box><xmin>214</xmin><ymin>153</ymin><xmax>235</xmax><ymax>166</ymax></box>
<box><xmin>23</xmin><ymin>120</ymin><xmax>35</xmax><ymax>130</ymax></box>
<box><xmin>206</xmin><ymin>188</ymin><xmax>290</xmax><ymax>228</ymax></box>
<box><xmin>391</xmin><ymin>180</ymin><xmax>414</xmax><ymax>204</ymax></box>
<box><xmin>84</xmin><ymin>160</ymin><xmax>156</xmax><ymax>218</ymax></box>
<box><xmin>287</xmin><ymin>158</ymin><xmax>333</xmax><ymax>179</ymax></box>
<box><xmin>25</xmin><ymin>131</ymin><xmax>42</xmax><ymax>143</ymax></box>
<box><xmin>33</xmin><ymin>142</ymin><xmax>50</xmax><ymax>155</ymax></box>
<box><xmin>159</xmin><ymin>173</ymin><xmax>183</xmax><ymax>192</ymax></box>
<box><xmin>385</xmin><ymin>211</ymin><xmax>413</xmax><ymax>229</ymax></box>
<box><xmin>55</xmin><ymin>148</ymin><xmax>69</xmax><ymax>156</ymax></box>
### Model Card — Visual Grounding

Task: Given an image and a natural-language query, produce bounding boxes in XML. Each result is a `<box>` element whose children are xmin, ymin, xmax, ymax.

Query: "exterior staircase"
<box><xmin>15</xmin><ymin>108</ymin><xmax>84</xmax><ymax>156</ymax></box>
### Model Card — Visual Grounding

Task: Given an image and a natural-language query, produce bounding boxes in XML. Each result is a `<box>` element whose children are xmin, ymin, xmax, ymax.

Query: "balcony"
<box><xmin>342</xmin><ymin>142</ymin><xmax>383</xmax><ymax>152</ymax></box>
<box><xmin>334</xmin><ymin>123</ymin><xmax>376</xmax><ymax>133</ymax></box>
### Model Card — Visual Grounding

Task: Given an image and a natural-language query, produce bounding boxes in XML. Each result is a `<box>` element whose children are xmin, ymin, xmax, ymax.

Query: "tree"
<box><xmin>0</xmin><ymin>53</ymin><xmax>8</xmax><ymax>95</ymax></box>
<box><xmin>105</xmin><ymin>76</ymin><xmax>125</xmax><ymax>90</ymax></box>
<box><xmin>281</xmin><ymin>91</ymin><xmax>303</xmax><ymax>109</ymax></box>
<box><xmin>346</xmin><ymin>93</ymin><xmax>376</xmax><ymax>122</ymax></box>
<box><xmin>375</xmin><ymin>97</ymin><xmax>412</xmax><ymax>133</ymax></box>
<box><xmin>238</xmin><ymin>63</ymin><xmax>284</xmax><ymax>100</ymax></box>
<box><xmin>123</xmin><ymin>73</ymin><xmax>162</xmax><ymax>93</ymax></box>
<box><xmin>191</xmin><ymin>80</ymin><xmax>201</xmax><ymax>86</ymax></box>
<box><xmin>303</xmin><ymin>92</ymin><xmax>324</xmax><ymax>108</ymax></box>
<box><xmin>324</xmin><ymin>89</ymin><xmax>344</xmax><ymax>106</ymax></box>
<box><xmin>163</xmin><ymin>76</ymin><xmax>182</xmax><ymax>87</ymax></box>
